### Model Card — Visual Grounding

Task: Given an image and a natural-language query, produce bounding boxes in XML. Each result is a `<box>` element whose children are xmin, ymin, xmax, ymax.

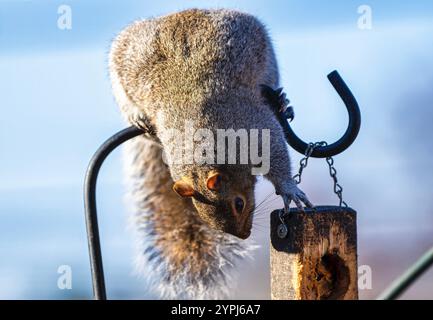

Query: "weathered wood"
<box><xmin>270</xmin><ymin>206</ymin><xmax>358</xmax><ymax>300</ymax></box>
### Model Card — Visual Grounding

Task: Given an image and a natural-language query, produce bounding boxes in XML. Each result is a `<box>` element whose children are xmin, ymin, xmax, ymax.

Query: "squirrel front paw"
<box><xmin>279</xmin><ymin>184</ymin><xmax>314</xmax><ymax>214</ymax></box>
<box><xmin>260</xmin><ymin>85</ymin><xmax>295</xmax><ymax>122</ymax></box>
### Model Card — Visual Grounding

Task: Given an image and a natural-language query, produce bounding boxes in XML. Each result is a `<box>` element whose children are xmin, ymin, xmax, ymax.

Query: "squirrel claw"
<box><xmin>281</xmin><ymin>185</ymin><xmax>314</xmax><ymax>214</ymax></box>
<box><xmin>275</xmin><ymin>87</ymin><xmax>284</xmax><ymax>95</ymax></box>
<box><xmin>277</xmin><ymin>91</ymin><xmax>294</xmax><ymax>122</ymax></box>
<box><xmin>283</xmin><ymin>106</ymin><xmax>295</xmax><ymax>122</ymax></box>
<box><xmin>278</xmin><ymin>92</ymin><xmax>290</xmax><ymax>110</ymax></box>
<box><xmin>261</xmin><ymin>84</ymin><xmax>294</xmax><ymax>121</ymax></box>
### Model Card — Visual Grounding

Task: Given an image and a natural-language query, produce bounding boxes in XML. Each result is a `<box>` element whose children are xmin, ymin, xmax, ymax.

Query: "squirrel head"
<box><xmin>173</xmin><ymin>167</ymin><xmax>256</xmax><ymax>239</ymax></box>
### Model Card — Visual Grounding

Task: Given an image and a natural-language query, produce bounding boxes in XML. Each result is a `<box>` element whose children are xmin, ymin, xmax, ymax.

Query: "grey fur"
<box><xmin>110</xmin><ymin>8</ymin><xmax>311</xmax><ymax>299</ymax></box>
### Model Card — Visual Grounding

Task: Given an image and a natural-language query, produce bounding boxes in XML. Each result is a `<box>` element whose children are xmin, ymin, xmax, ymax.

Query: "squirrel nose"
<box><xmin>238</xmin><ymin>229</ymin><xmax>251</xmax><ymax>240</ymax></box>
<box><xmin>226</xmin><ymin>226</ymin><xmax>250</xmax><ymax>240</ymax></box>
<box><xmin>236</xmin><ymin>212</ymin><xmax>252</xmax><ymax>239</ymax></box>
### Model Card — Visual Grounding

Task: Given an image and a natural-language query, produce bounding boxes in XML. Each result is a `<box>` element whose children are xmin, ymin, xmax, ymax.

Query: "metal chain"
<box><xmin>325</xmin><ymin>155</ymin><xmax>348</xmax><ymax>207</ymax></box>
<box><xmin>293</xmin><ymin>141</ymin><xmax>347</xmax><ymax>207</ymax></box>
<box><xmin>293</xmin><ymin>141</ymin><xmax>327</xmax><ymax>184</ymax></box>
<box><xmin>278</xmin><ymin>143</ymin><xmax>347</xmax><ymax>238</ymax></box>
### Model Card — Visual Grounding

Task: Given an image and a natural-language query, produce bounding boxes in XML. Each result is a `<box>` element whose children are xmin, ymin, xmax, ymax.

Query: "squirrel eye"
<box><xmin>234</xmin><ymin>197</ymin><xmax>244</xmax><ymax>213</ymax></box>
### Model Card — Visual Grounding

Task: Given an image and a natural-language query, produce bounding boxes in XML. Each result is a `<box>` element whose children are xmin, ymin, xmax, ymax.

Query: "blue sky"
<box><xmin>2</xmin><ymin>0</ymin><xmax>433</xmax><ymax>52</ymax></box>
<box><xmin>1</xmin><ymin>1</ymin><xmax>433</xmax><ymax>299</ymax></box>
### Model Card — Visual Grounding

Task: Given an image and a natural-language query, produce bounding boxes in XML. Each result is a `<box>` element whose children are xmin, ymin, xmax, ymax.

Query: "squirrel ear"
<box><xmin>206</xmin><ymin>172</ymin><xmax>223</xmax><ymax>191</ymax></box>
<box><xmin>173</xmin><ymin>180</ymin><xmax>195</xmax><ymax>197</ymax></box>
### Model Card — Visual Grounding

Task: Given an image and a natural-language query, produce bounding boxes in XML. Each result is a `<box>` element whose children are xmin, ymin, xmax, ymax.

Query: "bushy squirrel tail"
<box><xmin>123</xmin><ymin>135</ymin><xmax>255</xmax><ymax>299</ymax></box>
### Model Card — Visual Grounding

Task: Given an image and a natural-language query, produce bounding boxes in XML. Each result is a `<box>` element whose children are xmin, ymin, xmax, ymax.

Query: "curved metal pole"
<box><xmin>84</xmin><ymin>126</ymin><xmax>144</xmax><ymax>300</ymax></box>
<box><xmin>377</xmin><ymin>246</ymin><xmax>433</xmax><ymax>300</ymax></box>
<box><xmin>282</xmin><ymin>70</ymin><xmax>361</xmax><ymax>158</ymax></box>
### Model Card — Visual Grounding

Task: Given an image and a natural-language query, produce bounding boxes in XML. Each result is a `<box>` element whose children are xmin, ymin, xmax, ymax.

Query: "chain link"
<box><xmin>293</xmin><ymin>141</ymin><xmax>326</xmax><ymax>184</ymax></box>
<box><xmin>325</xmin><ymin>155</ymin><xmax>348</xmax><ymax>207</ymax></box>
<box><xmin>293</xmin><ymin>141</ymin><xmax>347</xmax><ymax>207</ymax></box>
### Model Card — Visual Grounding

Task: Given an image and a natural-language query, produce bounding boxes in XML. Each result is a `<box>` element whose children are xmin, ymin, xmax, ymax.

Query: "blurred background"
<box><xmin>1</xmin><ymin>0</ymin><xmax>432</xmax><ymax>299</ymax></box>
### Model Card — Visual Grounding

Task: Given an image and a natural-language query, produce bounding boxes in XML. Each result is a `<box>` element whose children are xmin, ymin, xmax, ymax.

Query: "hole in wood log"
<box><xmin>312</xmin><ymin>252</ymin><xmax>350</xmax><ymax>300</ymax></box>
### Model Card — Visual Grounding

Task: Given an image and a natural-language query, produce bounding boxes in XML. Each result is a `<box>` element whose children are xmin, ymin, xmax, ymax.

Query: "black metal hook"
<box><xmin>272</xmin><ymin>70</ymin><xmax>361</xmax><ymax>158</ymax></box>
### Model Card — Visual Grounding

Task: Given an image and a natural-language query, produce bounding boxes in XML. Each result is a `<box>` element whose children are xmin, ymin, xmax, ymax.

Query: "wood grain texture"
<box><xmin>270</xmin><ymin>206</ymin><xmax>358</xmax><ymax>300</ymax></box>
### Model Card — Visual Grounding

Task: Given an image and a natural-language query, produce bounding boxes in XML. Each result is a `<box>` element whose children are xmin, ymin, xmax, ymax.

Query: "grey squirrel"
<box><xmin>109</xmin><ymin>8</ymin><xmax>312</xmax><ymax>299</ymax></box>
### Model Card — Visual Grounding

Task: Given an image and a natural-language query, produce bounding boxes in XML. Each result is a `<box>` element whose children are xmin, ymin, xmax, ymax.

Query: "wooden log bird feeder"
<box><xmin>270</xmin><ymin>207</ymin><xmax>358</xmax><ymax>300</ymax></box>
<box><xmin>83</xmin><ymin>70</ymin><xmax>361</xmax><ymax>300</ymax></box>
